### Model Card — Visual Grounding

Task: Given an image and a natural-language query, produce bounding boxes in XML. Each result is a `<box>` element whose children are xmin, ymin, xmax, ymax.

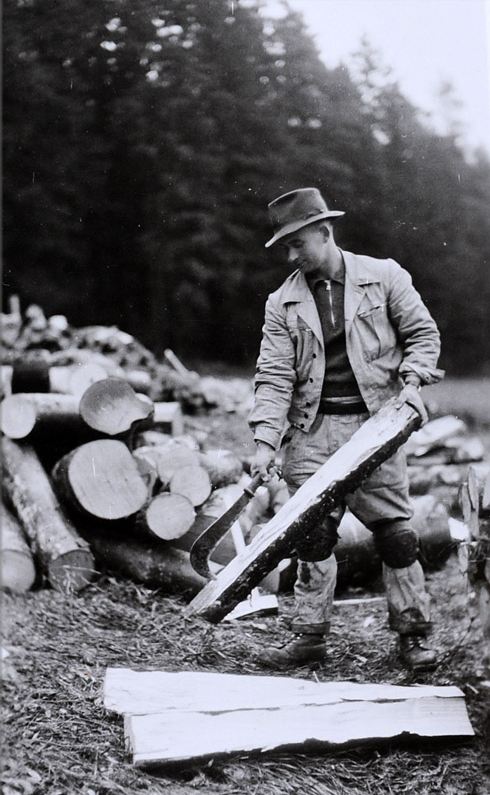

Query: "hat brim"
<box><xmin>265</xmin><ymin>210</ymin><xmax>345</xmax><ymax>248</ymax></box>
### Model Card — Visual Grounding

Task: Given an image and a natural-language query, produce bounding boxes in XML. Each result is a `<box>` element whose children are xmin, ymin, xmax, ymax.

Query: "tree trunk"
<box><xmin>2</xmin><ymin>438</ymin><xmax>94</xmax><ymax>592</ymax></box>
<box><xmin>2</xmin><ymin>362</ymin><xmax>107</xmax><ymax>396</ymax></box>
<box><xmin>81</xmin><ymin>525</ymin><xmax>208</xmax><ymax>593</ymax></box>
<box><xmin>1</xmin><ymin>503</ymin><xmax>37</xmax><ymax>592</ymax></box>
<box><xmin>185</xmin><ymin>400</ymin><xmax>422</xmax><ymax>622</ymax></box>
<box><xmin>0</xmin><ymin>393</ymin><xmax>84</xmax><ymax>440</ymax></box>
<box><xmin>52</xmin><ymin>439</ymin><xmax>149</xmax><ymax>520</ymax></box>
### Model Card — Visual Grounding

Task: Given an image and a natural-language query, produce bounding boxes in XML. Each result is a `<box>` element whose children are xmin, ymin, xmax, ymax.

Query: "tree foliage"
<box><xmin>3</xmin><ymin>0</ymin><xmax>490</xmax><ymax>373</ymax></box>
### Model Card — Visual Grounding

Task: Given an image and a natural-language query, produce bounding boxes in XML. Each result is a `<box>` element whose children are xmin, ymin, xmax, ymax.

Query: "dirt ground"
<box><xmin>2</xmin><ymin>397</ymin><xmax>490</xmax><ymax>795</ymax></box>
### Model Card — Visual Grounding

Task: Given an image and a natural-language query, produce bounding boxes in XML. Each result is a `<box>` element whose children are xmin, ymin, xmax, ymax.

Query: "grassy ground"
<box><xmin>2</xmin><ymin>377</ymin><xmax>490</xmax><ymax>795</ymax></box>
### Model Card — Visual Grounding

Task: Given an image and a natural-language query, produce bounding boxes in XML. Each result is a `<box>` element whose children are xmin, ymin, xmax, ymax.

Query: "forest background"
<box><xmin>4</xmin><ymin>0</ymin><xmax>490</xmax><ymax>375</ymax></box>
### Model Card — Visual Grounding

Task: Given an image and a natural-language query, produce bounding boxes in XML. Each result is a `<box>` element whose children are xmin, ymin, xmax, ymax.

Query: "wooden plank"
<box><xmin>103</xmin><ymin>668</ymin><xmax>466</xmax><ymax>716</ymax></box>
<box><xmin>126</xmin><ymin>697</ymin><xmax>473</xmax><ymax>766</ymax></box>
<box><xmin>185</xmin><ymin>400</ymin><xmax>421</xmax><ymax>622</ymax></box>
<box><xmin>103</xmin><ymin>670</ymin><xmax>473</xmax><ymax>767</ymax></box>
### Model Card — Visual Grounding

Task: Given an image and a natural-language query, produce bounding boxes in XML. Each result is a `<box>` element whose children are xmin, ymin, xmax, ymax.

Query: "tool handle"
<box><xmin>243</xmin><ymin>471</ymin><xmax>265</xmax><ymax>498</ymax></box>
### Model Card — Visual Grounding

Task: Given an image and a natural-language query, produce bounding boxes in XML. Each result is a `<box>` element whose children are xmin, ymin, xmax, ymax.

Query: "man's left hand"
<box><xmin>395</xmin><ymin>384</ymin><xmax>429</xmax><ymax>425</ymax></box>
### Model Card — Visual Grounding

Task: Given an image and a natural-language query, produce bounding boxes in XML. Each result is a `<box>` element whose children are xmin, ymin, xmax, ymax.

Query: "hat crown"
<box><xmin>268</xmin><ymin>188</ymin><xmax>329</xmax><ymax>231</ymax></box>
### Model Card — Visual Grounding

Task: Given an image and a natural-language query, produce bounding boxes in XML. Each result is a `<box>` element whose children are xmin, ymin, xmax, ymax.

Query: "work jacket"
<box><xmin>249</xmin><ymin>249</ymin><xmax>443</xmax><ymax>449</ymax></box>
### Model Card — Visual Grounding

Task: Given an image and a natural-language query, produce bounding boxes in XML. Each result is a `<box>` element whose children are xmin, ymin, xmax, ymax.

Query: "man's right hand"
<box><xmin>250</xmin><ymin>441</ymin><xmax>276</xmax><ymax>480</ymax></box>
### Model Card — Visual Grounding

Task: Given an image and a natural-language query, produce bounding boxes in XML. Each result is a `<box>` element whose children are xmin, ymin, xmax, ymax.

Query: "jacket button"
<box><xmin>304</xmin><ymin>413</ymin><xmax>309</xmax><ymax>418</ymax></box>
<box><xmin>306</xmin><ymin>401</ymin><xmax>311</xmax><ymax>407</ymax></box>
<box><xmin>300</xmin><ymin>423</ymin><xmax>305</xmax><ymax>428</ymax></box>
<box><xmin>309</xmin><ymin>378</ymin><xmax>314</xmax><ymax>383</ymax></box>
<box><xmin>312</xmin><ymin>353</ymin><xmax>317</xmax><ymax>358</ymax></box>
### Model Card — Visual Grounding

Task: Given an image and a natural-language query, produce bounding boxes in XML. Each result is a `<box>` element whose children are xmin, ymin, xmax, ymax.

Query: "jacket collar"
<box><xmin>278</xmin><ymin>249</ymin><xmax>380</xmax><ymax>304</ymax></box>
<box><xmin>278</xmin><ymin>250</ymin><xmax>381</xmax><ymax>341</ymax></box>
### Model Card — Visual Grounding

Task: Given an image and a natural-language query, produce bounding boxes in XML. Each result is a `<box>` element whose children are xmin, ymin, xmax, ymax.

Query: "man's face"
<box><xmin>278</xmin><ymin>223</ymin><xmax>327</xmax><ymax>275</ymax></box>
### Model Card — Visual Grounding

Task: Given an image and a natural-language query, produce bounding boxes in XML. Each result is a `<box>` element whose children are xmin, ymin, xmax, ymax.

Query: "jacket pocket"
<box><xmin>357</xmin><ymin>303</ymin><xmax>395</xmax><ymax>359</ymax></box>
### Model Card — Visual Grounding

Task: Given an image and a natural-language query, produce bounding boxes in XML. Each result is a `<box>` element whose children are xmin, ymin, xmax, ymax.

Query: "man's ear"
<box><xmin>320</xmin><ymin>222</ymin><xmax>331</xmax><ymax>241</ymax></box>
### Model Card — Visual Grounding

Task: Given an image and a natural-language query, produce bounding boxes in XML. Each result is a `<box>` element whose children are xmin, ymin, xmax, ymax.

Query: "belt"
<box><xmin>317</xmin><ymin>397</ymin><xmax>368</xmax><ymax>415</ymax></box>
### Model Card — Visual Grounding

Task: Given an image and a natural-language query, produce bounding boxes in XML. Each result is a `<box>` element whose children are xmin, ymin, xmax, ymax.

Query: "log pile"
<box><xmin>0</xmin><ymin>298</ymin><xmax>253</xmax><ymax>413</ymax></box>
<box><xmin>405</xmin><ymin>415</ymin><xmax>489</xmax><ymax>511</ymax></box>
<box><xmin>0</xmin><ymin>374</ymin><xmax>279</xmax><ymax>597</ymax></box>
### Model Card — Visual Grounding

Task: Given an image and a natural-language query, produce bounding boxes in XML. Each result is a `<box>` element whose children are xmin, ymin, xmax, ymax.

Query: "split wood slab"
<box><xmin>103</xmin><ymin>669</ymin><xmax>473</xmax><ymax>767</ymax></box>
<box><xmin>185</xmin><ymin>399</ymin><xmax>421</xmax><ymax>622</ymax></box>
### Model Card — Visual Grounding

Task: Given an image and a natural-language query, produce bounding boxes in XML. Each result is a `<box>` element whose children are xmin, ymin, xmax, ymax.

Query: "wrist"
<box><xmin>256</xmin><ymin>440</ymin><xmax>275</xmax><ymax>452</ymax></box>
<box><xmin>403</xmin><ymin>375</ymin><xmax>422</xmax><ymax>390</ymax></box>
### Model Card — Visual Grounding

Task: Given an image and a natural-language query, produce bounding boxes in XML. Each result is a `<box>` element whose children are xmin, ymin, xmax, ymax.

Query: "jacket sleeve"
<box><xmin>248</xmin><ymin>295</ymin><xmax>297</xmax><ymax>449</ymax></box>
<box><xmin>387</xmin><ymin>259</ymin><xmax>444</xmax><ymax>385</ymax></box>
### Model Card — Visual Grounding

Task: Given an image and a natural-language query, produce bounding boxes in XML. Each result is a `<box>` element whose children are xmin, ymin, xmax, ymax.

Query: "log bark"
<box><xmin>2</xmin><ymin>362</ymin><xmax>107</xmax><ymax>396</ymax></box>
<box><xmin>135</xmin><ymin>493</ymin><xmax>195</xmax><ymax>541</ymax></box>
<box><xmin>0</xmin><ymin>393</ymin><xmax>84</xmax><ymax>440</ymax></box>
<box><xmin>52</xmin><ymin>439</ymin><xmax>149</xmax><ymax>520</ymax></box>
<box><xmin>185</xmin><ymin>400</ymin><xmax>421</xmax><ymax>622</ymax></box>
<box><xmin>79</xmin><ymin>378</ymin><xmax>154</xmax><ymax>436</ymax></box>
<box><xmin>2</xmin><ymin>438</ymin><xmax>94</xmax><ymax>592</ymax></box>
<box><xmin>81</xmin><ymin>526</ymin><xmax>208</xmax><ymax>593</ymax></box>
<box><xmin>1</xmin><ymin>503</ymin><xmax>37</xmax><ymax>592</ymax></box>
<box><xmin>102</xmin><ymin>669</ymin><xmax>473</xmax><ymax>766</ymax></box>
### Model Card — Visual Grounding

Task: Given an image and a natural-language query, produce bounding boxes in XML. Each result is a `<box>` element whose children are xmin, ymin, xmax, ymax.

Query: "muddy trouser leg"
<box><xmin>281</xmin><ymin>414</ymin><xmax>358</xmax><ymax>636</ymax></box>
<box><xmin>344</xmin><ymin>423</ymin><xmax>432</xmax><ymax>636</ymax></box>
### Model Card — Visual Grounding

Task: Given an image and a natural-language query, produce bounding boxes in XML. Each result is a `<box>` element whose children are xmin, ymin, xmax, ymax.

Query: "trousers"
<box><xmin>282</xmin><ymin>412</ymin><xmax>432</xmax><ymax>636</ymax></box>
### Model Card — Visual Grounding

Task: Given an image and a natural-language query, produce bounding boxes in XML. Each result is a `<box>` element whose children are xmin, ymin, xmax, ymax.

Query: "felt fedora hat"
<box><xmin>265</xmin><ymin>187</ymin><xmax>345</xmax><ymax>248</ymax></box>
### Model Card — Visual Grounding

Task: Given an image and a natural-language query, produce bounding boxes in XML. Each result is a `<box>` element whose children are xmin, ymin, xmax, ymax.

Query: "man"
<box><xmin>249</xmin><ymin>187</ymin><xmax>443</xmax><ymax>672</ymax></box>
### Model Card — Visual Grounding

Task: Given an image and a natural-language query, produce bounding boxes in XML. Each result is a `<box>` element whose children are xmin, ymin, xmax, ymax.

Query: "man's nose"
<box><xmin>288</xmin><ymin>248</ymin><xmax>298</xmax><ymax>265</ymax></box>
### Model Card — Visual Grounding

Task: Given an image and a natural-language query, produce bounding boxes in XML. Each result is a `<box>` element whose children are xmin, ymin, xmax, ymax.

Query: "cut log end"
<box><xmin>48</xmin><ymin>549</ymin><xmax>95</xmax><ymax>592</ymax></box>
<box><xmin>142</xmin><ymin>493</ymin><xmax>196</xmax><ymax>541</ymax></box>
<box><xmin>169</xmin><ymin>465</ymin><xmax>212</xmax><ymax>507</ymax></box>
<box><xmin>1</xmin><ymin>395</ymin><xmax>37</xmax><ymax>439</ymax></box>
<box><xmin>1</xmin><ymin>550</ymin><xmax>37</xmax><ymax>593</ymax></box>
<box><xmin>53</xmin><ymin>439</ymin><xmax>148</xmax><ymax>520</ymax></box>
<box><xmin>80</xmin><ymin>378</ymin><xmax>153</xmax><ymax>436</ymax></box>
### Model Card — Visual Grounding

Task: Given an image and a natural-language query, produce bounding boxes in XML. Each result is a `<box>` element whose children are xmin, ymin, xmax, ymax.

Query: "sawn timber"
<box><xmin>184</xmin><ymin>398</ymin><xmax>421</xmax><ymax>622</ymax></box>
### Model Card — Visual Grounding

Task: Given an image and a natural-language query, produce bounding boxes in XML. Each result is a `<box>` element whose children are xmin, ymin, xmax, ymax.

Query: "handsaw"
<box><xmin>190</xmin><ymin>472</ymin><xmax>265</xmax><ymax>579</ymax></box>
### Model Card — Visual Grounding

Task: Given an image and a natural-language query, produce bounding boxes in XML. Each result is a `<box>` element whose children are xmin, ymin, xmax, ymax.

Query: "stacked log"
<box><xmin>0</xmin><ymin>298</ymin><xmax>250</xmax><ymax>413</ymax></box>
<box><xmin>0</xmin><ymin>378</ymin><xmax>209</xmax><ymax>595</ymax></box>
<box><xmin>405</xmin><ymin>415</ymin><xmax>489</xmax><ymax>511</ymax></box>
<box><xmin>2</xmin><ymin>438</ymin><xmax>95</xmax><ymax>593</ymax></box>
<box><xmin>1</xmin><ymin>503</ymin><xmax>37</xmax><ymax>593</ymax></box>
<box><xmin>461</xmin><ymin>467</ymin><xmax>490</xmax><ymax>676</ymax></box>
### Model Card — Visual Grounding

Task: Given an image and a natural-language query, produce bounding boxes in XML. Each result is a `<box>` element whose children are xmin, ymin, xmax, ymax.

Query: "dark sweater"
<box><xmin>307</xmin><ymin>271</ymin><xmax>364</xmax><ymax>403</ymax></box>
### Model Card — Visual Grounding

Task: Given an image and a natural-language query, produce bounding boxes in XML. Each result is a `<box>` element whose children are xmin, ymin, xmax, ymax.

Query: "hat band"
<box><xmin>272</xmin><ymin>209</ymin><xmax>324</xmax><ymax>232</ymax></box>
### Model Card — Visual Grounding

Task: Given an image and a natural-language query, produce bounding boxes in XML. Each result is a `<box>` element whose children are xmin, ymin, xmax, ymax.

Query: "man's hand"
<box><xmin>250</xmin><ymin>441</ymin><xmax>276</xmax><ymax>480</ymax></box>
<box><xmin>395</xmin><ymin>383</ymin><xmax>429</xmax><ymax>425</ymax></box>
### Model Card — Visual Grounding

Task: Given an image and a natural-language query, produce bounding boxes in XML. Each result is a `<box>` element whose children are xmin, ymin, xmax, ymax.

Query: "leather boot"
<box><xmin>255</xmin><ymin>633</ymin><xmax>326</xmax><ymax>669</ymax></box>
<box><xmin>399</xmin><ymin>634</ymin><xmax>437</xmax><ymax>672</ymax></box>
